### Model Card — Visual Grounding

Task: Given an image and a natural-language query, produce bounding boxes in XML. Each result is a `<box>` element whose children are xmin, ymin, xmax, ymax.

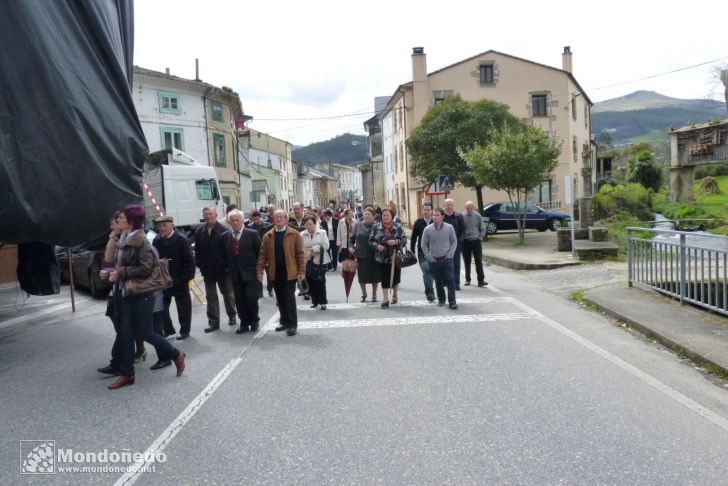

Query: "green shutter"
<box><xmin>211</xmin><ymin>101</ymin><xmax>224</xmax><ymax>122</ymax></box>
<box><xmin>213</xmin><ymin>133</ymin><xmax>226</xmax><ymax>167</ymax></box>
<box><xmin>158</xmin><ymin>91</ymin><xmax>182</xmax><ymax>115</ymax></box>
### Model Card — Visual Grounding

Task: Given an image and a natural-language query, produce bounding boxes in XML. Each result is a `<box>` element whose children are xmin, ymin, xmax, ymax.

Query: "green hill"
<box><xmin>292</xmin><ymin>133</ymin><xmax>368</xmax><ymax>166</ymax></box>
<box><xmin>592</xmin><ymin>90</ymin><xmax>726</xmax><ymax>147</ymax></box>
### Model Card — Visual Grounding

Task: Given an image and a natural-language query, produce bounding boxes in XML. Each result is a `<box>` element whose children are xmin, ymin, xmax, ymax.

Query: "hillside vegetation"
<box><xmin>592</xmin><ymin>90</ymin><xmax>725</xmax><ymax>147</ymax></box>
<box><xmin>292</xmin><ymin>133</ymin><xmax>368</xmax><ymax>166</ymax></box>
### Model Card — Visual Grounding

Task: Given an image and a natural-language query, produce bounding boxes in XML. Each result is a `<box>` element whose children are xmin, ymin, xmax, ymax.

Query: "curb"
<box><xmin>484</xmin><ymin>254</ymin><xmax>580</xmax><ymax>270</ymax></box>
<box><xmin>583</xmin><ymin>295</ymin><xmax>728</xmax><ymax>377</ymax></box>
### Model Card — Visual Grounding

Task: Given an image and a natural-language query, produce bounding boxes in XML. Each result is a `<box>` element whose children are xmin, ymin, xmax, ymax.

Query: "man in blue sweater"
<box><xmin>421</xmin><ymin>208</ymin><xmax>458</xmax><ymax>309</ymax></box>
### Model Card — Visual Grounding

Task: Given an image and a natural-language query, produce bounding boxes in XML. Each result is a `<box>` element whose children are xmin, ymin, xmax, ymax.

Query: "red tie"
<box><xmin>232</xmin><ymin>233</ymin><xmax>240</xmax><ymax>255</ymax></box>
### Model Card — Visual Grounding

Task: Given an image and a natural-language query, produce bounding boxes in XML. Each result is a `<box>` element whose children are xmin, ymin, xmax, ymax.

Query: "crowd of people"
<box><xmin>96</xmin><ymin>197</ymin><xmax>487</xmax><ymax>389</ymax></box>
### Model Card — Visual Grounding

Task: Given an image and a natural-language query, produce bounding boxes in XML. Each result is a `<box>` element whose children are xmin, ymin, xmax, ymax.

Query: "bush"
<box><xmin>627</xmin><ymin>150</ymin><xmax>663</xmax><ymax>192</ymax></box>
<box><xmin>592</xmin><ymin>183</ymin><xmax>653</xmax><ymax>221</ymax></box>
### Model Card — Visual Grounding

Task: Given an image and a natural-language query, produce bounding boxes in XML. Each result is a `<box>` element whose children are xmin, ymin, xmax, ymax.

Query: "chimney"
<box><xmin>412</xmin><ymin>47</ymin><xmax>428</xmax><ymax>126</ymax></box>
<box><xmin>165</xmin><ymin>67</ymin><xmax>170</xmax><ymax>75</ymax></box>
<box><xmin>721</xmin><ymin>69</ymin><xmax>728</xmax><ymax>114</ymax></box>
<box><xmin>195</xmin><ymin>58</ymin><xmax>200</xmax><ymax>81</ymax></box>
<box><xmin>562</xmin><ymin>46</ymin><xmax>573</xmax><ymax>74</ymax></box>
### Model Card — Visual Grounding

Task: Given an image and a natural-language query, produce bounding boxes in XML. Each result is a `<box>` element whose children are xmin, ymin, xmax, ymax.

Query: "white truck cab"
<box><xmin>143</xmin><ymin>148</ymin><xmax>225</xmax><ymax>233</ymax></box>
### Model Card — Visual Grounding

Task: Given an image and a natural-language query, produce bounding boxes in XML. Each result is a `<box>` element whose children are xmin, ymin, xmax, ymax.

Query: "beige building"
<box><xmin>206</xmin><ymin>87</ymin><xmax>245</xmax><ymax>208</ymax></box>
<box><xmin>248</xmin><ymin>129</ymin><xmax>294</xmax><ymax>212</ymax></box>
<box><xmin>380</xmin><ymin>46</ymin><xmax>593</xmax><ymax>224</ymax></box>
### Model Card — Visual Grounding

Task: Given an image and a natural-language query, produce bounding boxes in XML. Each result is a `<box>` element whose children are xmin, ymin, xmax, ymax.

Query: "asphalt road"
<box><xmin>2</xmin><ymin>263</ymin><xmax>728</xmax><ymax>485</ymax></box>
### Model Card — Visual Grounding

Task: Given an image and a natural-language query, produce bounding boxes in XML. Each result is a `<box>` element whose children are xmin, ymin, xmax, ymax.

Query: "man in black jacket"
<box><xmin>153</xmin><ymin>216</ymin><xmax>196</xmax><ymax>340</ymax></box>
<box><xmin>223</xmin><ymin>210</ymin><xmax>262</xmax><ymax>334</ymax></box>
<box><xmin>194</xmin><ymin>207</ymin><xmax>237</xmax><ymax>332</ymax></box>
<box><xmin>443</xmin><ymin>198</ymin><xmax>465</xmax><ymax>290</ymax></box>
<box><xmin>410</xmin><ymin>202</ymin><xmax>435</xmax><ymax>302</ymax></box>
<box><xmin>246</xmin><ymin>210</ymin><xmax>274</xmax><ymax>297</ymax></box>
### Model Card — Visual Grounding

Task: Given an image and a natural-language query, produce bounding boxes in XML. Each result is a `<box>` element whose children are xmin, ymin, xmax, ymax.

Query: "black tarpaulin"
<box><xmin>0</xmin><ymin>0</ymin><xmax>148</xmax><ymax>247</ymax></box>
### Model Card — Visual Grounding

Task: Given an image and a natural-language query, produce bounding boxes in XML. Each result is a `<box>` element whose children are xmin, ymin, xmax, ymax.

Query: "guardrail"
<box><xmin>627</xmin><ymin>227</ymin><xmax>728</xmax><ymax>316</ymax></box>
<box><xmin>538</xmin><ymin>201</ymin><xmax>562</xmax><ymax>211</ymax></box>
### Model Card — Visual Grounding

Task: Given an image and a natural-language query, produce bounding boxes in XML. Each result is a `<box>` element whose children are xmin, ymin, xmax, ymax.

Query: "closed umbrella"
<box><xmin>341</xmin><ymin>258</ymin><xmax>357</xmax><ymax>303</ymax></box>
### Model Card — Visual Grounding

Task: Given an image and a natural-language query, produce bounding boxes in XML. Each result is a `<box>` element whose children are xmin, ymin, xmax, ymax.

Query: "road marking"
<box><xmin>505</xmin><ymin>296</ymin><xmax>728</xmax><ymax>435</ymax></box>
<box><xmin>297</xmin><ymin>296</ymin><xmax>509</xmax><ymax>311</ymax></box>
<box><xmin>298</xmin><ymin>312</ymin><xmax>536</xmax><ymax>329</ymax></box>
<box><xmin>114</xmin><ymin>311</ymin><xmax>280</xmax><ymax>486</ymax></box>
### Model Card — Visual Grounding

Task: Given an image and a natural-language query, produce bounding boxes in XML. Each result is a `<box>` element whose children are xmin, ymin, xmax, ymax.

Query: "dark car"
<box><xmin>481</xmin><ymin>202</ymin><xmax>569</xmax><ymax>235</ymax></box>
<box><xmin>55</xmin><ymin>242</ymin><xmax>112</xmax><ymax>299</ymax></box>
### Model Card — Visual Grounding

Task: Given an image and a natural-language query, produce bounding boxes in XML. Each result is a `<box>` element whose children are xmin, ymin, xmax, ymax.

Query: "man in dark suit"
<box><xmin>246</xmin><ymin>210</ymin><xmax>274</xmax><ymax>297</ymax></box>
<box><xmin>223</xmin><ymin>209</ymin><xmax>262</xmax><ymax>334</ymax></box>
<box><xmin>194</xmin><ymin>207</ymin><xmax>237</xmax><ymax>332</ymax></box>
<box><xmin>153</xmin><ymin>216</ymin><xmax>196</xmax><ymax>340</ymax></box>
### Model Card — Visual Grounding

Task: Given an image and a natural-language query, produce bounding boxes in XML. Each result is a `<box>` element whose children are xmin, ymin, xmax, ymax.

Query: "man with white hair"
<box><xmin>462</xmin><ymin>201</ymin><xmax>487</xmax><ymax>287</ymax></box>
<box><xmin>222</xmin><ymin>209</ymin><xmax>261</xmax><ymax>334</ymax></box>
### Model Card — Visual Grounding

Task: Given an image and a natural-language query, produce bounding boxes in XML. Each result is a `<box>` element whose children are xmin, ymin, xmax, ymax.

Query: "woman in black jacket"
<box><xmin>105</xmin><ymin>204</ymin><xmax>186</xmax><ymax>390</ymax></box>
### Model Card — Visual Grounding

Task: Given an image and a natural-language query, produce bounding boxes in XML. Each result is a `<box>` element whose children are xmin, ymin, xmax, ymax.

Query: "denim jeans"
<box><xmin>453</xmin><ymin>244</ymin><xmax>462</xmax><ymax>287</ymax></box>
<box><xmin>429</xmin><ymin>258</ymin><xmax>456</xmax><ymax>305</ymax></box>
<box><xmin>118</xmin><ymin>292</ymin><xmax>180</xmax><ymax>377</ymax></box>
<box><xmin>418</xmin><ymin>256</ymin><xmax>434</xmax><ymax>298</ymax></box>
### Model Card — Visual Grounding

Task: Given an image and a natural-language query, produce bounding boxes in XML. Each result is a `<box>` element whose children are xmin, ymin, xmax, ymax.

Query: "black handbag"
<box><xmin>338</xmin><ymin>224</ymin><xmax>352</xmax><ymax>263</ymax></box>
<box><xmin>306</xmin><ymin>244</ymin><xmax>327</xmax><ymax>281</ymax></box>
<box><xmin>395</xmin><ymin>247</ymin><xmax>418</xmax><ymax>269</ymax></box>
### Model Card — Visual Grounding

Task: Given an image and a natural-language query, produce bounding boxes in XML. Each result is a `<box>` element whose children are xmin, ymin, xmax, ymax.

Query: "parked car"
<box><xmin>55</xmin><ymin>241</ymin><xmax>112</xmax><ymax>299</ymax></box>
<box><xmin>481</xmin><ymin>202</ymin><xmax>570</xmax><ymax>235</ymax></box>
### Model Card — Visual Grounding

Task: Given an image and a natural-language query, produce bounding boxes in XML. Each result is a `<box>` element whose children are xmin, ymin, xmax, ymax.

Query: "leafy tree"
<box><xmin>460</xmin><ymin>124</ymin><xmax>562</xmax><ymax>243</ymax></box>
<box><xmin>627</xmin><ymin>150</ymin><xmax>662</xmax><ymax>192</ymax></box>
<box><xmin>406</xmin><ymin>95</ymin><xmax>521</xmax><ymax>209</ymax></box>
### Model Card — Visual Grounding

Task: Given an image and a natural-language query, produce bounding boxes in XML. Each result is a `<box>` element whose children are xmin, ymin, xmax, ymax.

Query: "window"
<box><xmin>572</xmin><ymin>96</ymin><xmax>577</xmax><ymax>120</ymax></box>
<box><xmin>213</xmin><ymin>133</ymin><xmax>226</xmax><ymax>167</ymax></box>
<box><xmin>160</xmin><ymin>127</ymin><xmax>184</xmax><ymax>151</ymax></box>
<box><xmin>479</xmin><ymin>64</ymin><xmax>494</xmax><ymax>84</ymax></box>
<box><xmin>195</xmin><ymin>180</ymin><xmax>215</xmax><ymax>200</ymax></box>
<box><xmin>158</xmin><ymin>91</ymin><xmax>181</xmax><ymax>114</ymax></box>
<box><xmin>211</xmin><ymin>101</ymin><xmax>224</xmax><ymax>122</ymax></box>
<box><xmin>223</xmin><ymin>195</ymin><xmax>230</xmax><ymax>206</ymax></box>
<box><xmin>572</xmin><ymin>137</ymin><xmax>578</xmax><ymax>162</ymax></box>
<box><xmin>532</xmin><ymin>94</ymin><xmax>548</xmax><ymax>117</ymax></box>
<box><xmin>529</xmin><ymin>180</ymin><xmax>552</xmax><ymax>204</ymax></box>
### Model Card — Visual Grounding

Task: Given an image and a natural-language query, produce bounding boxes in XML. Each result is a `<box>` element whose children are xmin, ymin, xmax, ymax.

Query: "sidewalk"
<box><xmin>463</xmin><ymin>230</ymin><xmax>728</xmax><ymax>376</ymax></box>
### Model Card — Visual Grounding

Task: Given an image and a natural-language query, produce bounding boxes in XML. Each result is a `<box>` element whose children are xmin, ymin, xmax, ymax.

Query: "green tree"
<box><xmin>406</xmin><ymin>95</ymin><xmax>521</xmax><ymax>209</ymax></box>
<box><xmin>627</xmin><ymin>150</ymin><xmax>662</xmax><ymax>192</ymax></box>
<box><xmin>460</xmin><ymin>124</ymin><xmax>562</xmax><ymax>243</ymax></box>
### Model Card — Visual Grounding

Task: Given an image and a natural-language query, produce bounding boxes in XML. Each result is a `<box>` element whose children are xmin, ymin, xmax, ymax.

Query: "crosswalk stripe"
<box><xmin>297</xmin><ymin>297</ymin><xmax>511</xmax><ymax>311</ymax></box>
<box><xmin>297</xmin><ymin>312</ymin><xmax>536</xmax><ymax>329</ymax></box>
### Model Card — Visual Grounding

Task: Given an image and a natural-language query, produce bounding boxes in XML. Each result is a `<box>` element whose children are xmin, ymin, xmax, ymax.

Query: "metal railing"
<box><xmin>537</xmin><ymin>201</ymin><xmax>562</xmax><ymax>211</ymax></box>
<box><xmin>627</xmin><ymin>227</ymin><xmax>728</xmax><ymax>316</ymax></box>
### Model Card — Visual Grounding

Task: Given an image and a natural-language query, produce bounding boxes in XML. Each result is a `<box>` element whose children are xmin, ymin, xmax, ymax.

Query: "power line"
<box><xmin>587</xmin><ymin>55</ymin><xmax>728</xmax><ymax>92</ymax></box>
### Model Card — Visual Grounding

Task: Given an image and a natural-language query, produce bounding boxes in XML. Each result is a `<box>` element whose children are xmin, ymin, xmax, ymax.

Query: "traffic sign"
<box><xmin>424</xmin><ymin>183</ymin><xmax>446</xmax><ymax>196</ymax></box>
<box><xmin>438</xmin><ymin>175</ymin><xmax>453</xmax><ymax>191</ymax></box>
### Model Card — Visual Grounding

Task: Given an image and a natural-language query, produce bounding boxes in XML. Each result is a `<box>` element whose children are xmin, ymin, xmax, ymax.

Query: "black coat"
<box><xmin>319</xmin><ymin>218</ymin><xmax>338</xmax><ymax>242</ymax></box>
<box><xmin>152</xmin><ymin>230</ymin><xmax>196</xmax><ymax>291</ymax></box>
<box><xmin>222</xmin><ymin>228</ymin><xmax>261</xmax><ymax>283</ymax></box>
<box><xmin>245</xmin><ymin>220</ymin><xmax>273</xmax><ymax>239</ymax></box>
<box><xmin>193</xmin><ymin>222</ymin><xmax>229</xmax><ymax>278</ymax></box>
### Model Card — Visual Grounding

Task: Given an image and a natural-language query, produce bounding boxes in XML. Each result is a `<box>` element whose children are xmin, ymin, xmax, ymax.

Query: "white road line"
<box><xmin>0</xmin><ymin>302</ymin><xmax>75</xmax><ymax>330</ymax></box>
<box><xmin>298</xmin><ymin>312</ymin><xmax>536</xmax><ymax>329</ymax></box>
<box><xmin>114</xmin><ymin>311</ymin><xmax>280</xmax><ymax>486</ymax></box>
<box><xmin>505</xmin><ymin>297</ymin><xmax>728</xmax><ymax>435</ymax></box>
<box><xmin>297</xmin><ymin>297</ymin><xmax>510</xmax><ymax>311</ymax></box>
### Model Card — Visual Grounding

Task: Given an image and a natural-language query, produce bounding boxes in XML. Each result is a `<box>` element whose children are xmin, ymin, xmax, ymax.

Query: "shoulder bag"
<box><xmin>124</xmin><ymin>251</ymin><xmax>173</xmax><ymax>295</ymax></box>
<box><xmin>305</xmin><ymin>237</ymin><xmax>327</xmax><ymax>281</ymax></box>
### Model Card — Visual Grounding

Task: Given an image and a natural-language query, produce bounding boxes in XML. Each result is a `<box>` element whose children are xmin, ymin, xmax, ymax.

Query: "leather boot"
<box><xmin>107</xmin><ymin>375</ymin><xmax>135</xmax><ymax>390</ymax></box>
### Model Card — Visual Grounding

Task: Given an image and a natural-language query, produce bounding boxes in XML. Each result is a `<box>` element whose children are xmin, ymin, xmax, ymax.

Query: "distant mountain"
<box><xmin>292</xmin><ymin>133</ymin><xmax>368</xmax><ymax>166</ymax></box>
<box><xmin>592</xmin><ymin>90</ymin><xmax>726</xmax><ymax>147</ymax></box>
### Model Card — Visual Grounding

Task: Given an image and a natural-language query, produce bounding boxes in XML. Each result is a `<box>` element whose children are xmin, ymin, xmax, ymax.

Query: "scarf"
<box><xmin>383</xmin><ymin>222</ymin><xmax>392</xmax><ymax>240</ymax></box>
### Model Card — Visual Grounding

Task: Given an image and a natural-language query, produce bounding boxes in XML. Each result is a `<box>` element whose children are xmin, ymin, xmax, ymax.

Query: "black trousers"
<box><xmin>307</xmin><ymin>276</ymin><xmax>327</xmax><ymax>306</ymax></box>
<box><xmin>162</xmin><ymin>283</ymin><xmax>192</xmax><ymax>336</ymax></box>
<box><xmin>328</xmin><ymin>240</ymin><xmax>337</xmax><ymax>270</ymax></box>
<box><xmin>233</xmin><ymin>279</ymin><xmax>260</xmax><ymax>328</ymax></box>
<box><xmin>462</xmin><ymin>239</ymin><xmax>485</xmax><ymax>284</ymax></box>
<box><xmin>274</xmin><ymin>279</ymin><xmax>298</xmax><ymax>329</ymax></box>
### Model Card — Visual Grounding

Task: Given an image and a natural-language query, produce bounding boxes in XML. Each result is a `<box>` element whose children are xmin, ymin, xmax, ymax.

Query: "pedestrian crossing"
<box><xmin>296</xmin><ymin>297</ymin><xmax>511</xmax><ymax>311</ymax></box>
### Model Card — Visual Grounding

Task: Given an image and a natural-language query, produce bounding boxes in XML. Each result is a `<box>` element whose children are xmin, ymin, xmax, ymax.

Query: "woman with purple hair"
<box><xmin>104</xmin><ymin>204</ymin><xmax>186</xmax><ymax>390</ymax></box>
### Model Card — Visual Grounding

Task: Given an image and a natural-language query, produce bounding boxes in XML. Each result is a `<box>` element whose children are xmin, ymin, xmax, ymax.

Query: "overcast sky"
<box><xmin>134</xmin><ymin>0</ymin><xmax>728</xmax><ymax>147</ymax></box>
